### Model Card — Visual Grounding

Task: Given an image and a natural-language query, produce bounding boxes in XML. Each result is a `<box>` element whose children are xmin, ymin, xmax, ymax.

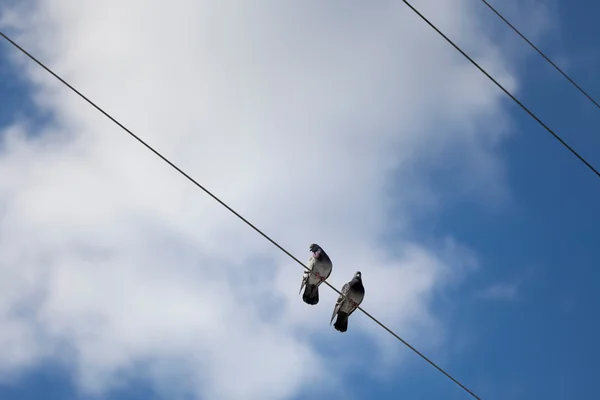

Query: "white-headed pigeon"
<box><xmin>299</xmin><ymin>243</ymin><xmax>333</xmax><ymax>305</ymax></box>
<box><xmin>330</xmin><ymin>271</ymin><xmax>365</xmax><ymax>332</ymax></box>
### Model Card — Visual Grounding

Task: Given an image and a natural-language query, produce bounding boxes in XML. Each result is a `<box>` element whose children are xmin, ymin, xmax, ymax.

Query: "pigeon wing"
<box><xmin>330</xmin><ymin>282</ymin><xmax>350</xmax><ymax>325</ymax></box>
<box><xmin>299</xmin><ymin>256</ymin><xmax>316</xmax><ymax>294</ymax></box>
<box><xmin>298</xmin><ymin>270</ymin><xmax>309</xmax><ymax>294</ymax></box>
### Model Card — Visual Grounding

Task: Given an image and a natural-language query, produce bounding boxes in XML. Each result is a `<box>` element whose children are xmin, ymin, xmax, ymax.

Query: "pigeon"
<box><xmin>299</xmin><ymin>243</ymin><xmax>333</xmax><ymax>305</ymax></box>
<box><xmin>330</xmin><ymin>271</ymin><xmax>365</xmax><ymax>332</ymax></box>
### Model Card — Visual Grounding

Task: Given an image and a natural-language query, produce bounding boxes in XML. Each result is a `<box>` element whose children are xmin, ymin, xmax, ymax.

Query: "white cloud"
<box><xmin>476</xmin><ymin>267</ymin><xmax>534</xmax><ymax>302</ymax></box>
<box><xmin>476</xmin><ymin>281</ymin><xmax>521</xmax><ymax>301</ymax></box>
<box><xmin>0</xmin><ymin>0</ymin><xmax>550</xmax><ymax>398</ymax></box>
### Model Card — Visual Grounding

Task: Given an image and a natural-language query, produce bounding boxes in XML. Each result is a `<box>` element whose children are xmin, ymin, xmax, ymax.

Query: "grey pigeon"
<box><xmin>330</xmin><ymin>271</ymin><xmax>365</xmax><ymax>332</ymax></box>
<box><xmin>299</xmin><ymin>243</ymin><xmax>333</xmax><ymax>305</ymax></box>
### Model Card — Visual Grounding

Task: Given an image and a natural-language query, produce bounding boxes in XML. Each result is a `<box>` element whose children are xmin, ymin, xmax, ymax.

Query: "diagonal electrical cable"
<box><xmin>399</xmin><ymin>0</ymin><xmax>600</xmax><ymax>180</ymax></box>
<box><xmin>478</xmin><ymin>0</ymin><xmax>600</xmax><ymax>111</ymax></box>
<box><xmin>0</xmin><ymin>31</ymin><xmax>482</xmax><ymax>399</ymax></box>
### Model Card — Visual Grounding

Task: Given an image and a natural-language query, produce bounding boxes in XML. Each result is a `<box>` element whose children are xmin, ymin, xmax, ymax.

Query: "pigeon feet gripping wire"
<box><xmin>330</xmin><ymin>271</ymin><xmax>365</xmax><ymax>332</ymax></box>
<box><xmin>299</xmin><ymin>243</ymin><xmax>333</xmax><ymax>305</ymax></box>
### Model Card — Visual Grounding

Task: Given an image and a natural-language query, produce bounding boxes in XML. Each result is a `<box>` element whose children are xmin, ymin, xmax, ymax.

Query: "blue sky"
<box><xmin>440</xmin><ymin>1</ymin><xmax>600</xmax><ymax>398</ymax></box>
<box><xmin>1</xmin><ymin>0</ymin><xmax>600</xmax><ymax>399</ymax></box>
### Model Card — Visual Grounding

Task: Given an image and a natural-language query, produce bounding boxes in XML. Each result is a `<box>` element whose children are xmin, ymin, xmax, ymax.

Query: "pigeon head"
<box><xmin>309</xmin><ymin>243</ymin><xmax>324</xmax><ymax>259</ymax></box>
<box><xmin>354</xmin><ymin>271</ymin><xmax>362</xmax><ymax>280</ymax></box>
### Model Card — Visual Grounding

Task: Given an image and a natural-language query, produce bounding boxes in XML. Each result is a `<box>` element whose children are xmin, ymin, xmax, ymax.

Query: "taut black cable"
<box><xmin>479</xmin><ymin>0</ymin><xmax>600</xmax><ymax>110</ymax></box>
<box><xmin>0</xmin><ymin>31</ymin><xmax>482</xmax><ymax>399</ymax></box>
<box><xmin>400</xmin><ymin>0</ymin><xmax>600</xmax><ymax>180</ymax></box>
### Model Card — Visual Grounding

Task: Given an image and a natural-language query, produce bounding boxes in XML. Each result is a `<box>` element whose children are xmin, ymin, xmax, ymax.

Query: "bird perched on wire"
<box><xmin>299</xmin><ymin>243</ymin><xmax>333</xmax><ymax>305</ymax></box>
<box><xmin>330</xmin><ymin>271</ymin><xmax>365</xmax><ymax>332</ymax></box>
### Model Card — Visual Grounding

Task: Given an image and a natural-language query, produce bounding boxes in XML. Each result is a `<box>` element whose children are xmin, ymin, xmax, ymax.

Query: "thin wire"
<box><xmin>400</xmin><ymin>0</ymin><xmax>600</xmax><ymax>180</ymax></box>
<box><xmin>479</xmin><ymin>0</ymin><xmax>600</xmax><ymax>111</ymax></box>
<box><xmin>0</xmin><ymin>31</ymin><xmax>481</xmax><ymax>399</ymax></box>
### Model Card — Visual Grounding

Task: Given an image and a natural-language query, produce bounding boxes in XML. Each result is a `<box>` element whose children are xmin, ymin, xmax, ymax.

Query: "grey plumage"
<box><xmin>330</xmin><ymin>271</ymin><xmax>365</xmax><ymax>332</ymax></box>
<box><xmin>299</xmin><ymin>243</ymin><xmax>333</xmax><ymax>305</ymax></box>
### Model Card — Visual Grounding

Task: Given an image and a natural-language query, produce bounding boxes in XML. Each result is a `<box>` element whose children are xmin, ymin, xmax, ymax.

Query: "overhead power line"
<box><xmin>399</xmin><ymin>0</ymin><xmax>600</xmax><ymax>180</ymax></box>
<box><xmin>0</xmin><ymin>31</ymin><xmax>482</xmax><ymax>399</ymax></box>
<box><xmin>478</xmin><ymin>0</ymin><xmax>600</xmax><ymax>111</ymax></box>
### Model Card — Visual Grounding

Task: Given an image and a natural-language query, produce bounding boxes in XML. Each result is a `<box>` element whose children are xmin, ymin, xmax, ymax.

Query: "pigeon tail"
<box><xmin>333</xmin><ymin>311</ymin><xmax>349</xmax><ymax>332</ymax></box>
<box><xmin>302</xmin><ymin>283</ymin><xmax>319</xmax><ymax>305</ymax></box>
